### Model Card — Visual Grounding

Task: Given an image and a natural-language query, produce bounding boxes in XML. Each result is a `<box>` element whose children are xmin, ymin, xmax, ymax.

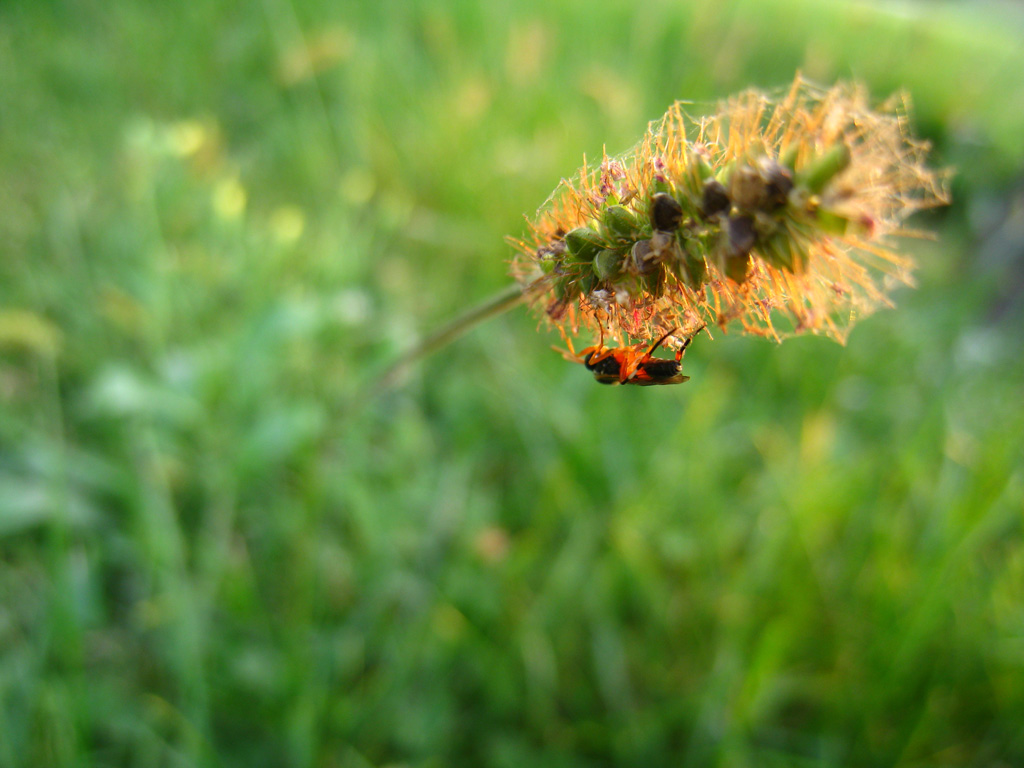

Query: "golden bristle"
<box><xmin>511</xmin><ymin>75</ymin><xmax>950</xmax><ymax>349</ymax></box>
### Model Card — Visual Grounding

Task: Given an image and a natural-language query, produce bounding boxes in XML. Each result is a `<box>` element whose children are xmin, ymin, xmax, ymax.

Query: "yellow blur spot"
<box><xmin>473</xmin><ymin>526</ymin><xmax>510</xmax><ymax>564</ymax></box>
<box><xmin>167</xmin><ymin>120</ymin><xmax>207</xmax><ymax>157</ymax></box>
<box><xmin>136</xmin><ymin>597</ymin><xmax>169</xmax><ymax>629</ymax></box>
<box><xmin>944</xmin><ymin>430</ymin><xmax>979</xmax><ymax>468</ymax></box>
<box><xmin>433</xmin><ymin>603</ymin><xmax>468</xmax><ymax>642</ymax></box>
<box><xmin>278</xmin><ymin>26</ymin><xmax>355</xmax><ymax>86</ymax></box>
<box><xmin>0</xmin><ymin>309</ymin><xmax>61</xmax><ymax>357</ymax></box>
<box><xmin>505</xmin><ymin>21</ymin><xmax>549</xmax><ymax>86</ymax></box>
<box><xmin>99</xmin><ymin>286</ymin><xmax>146</xmax><ymax>334</ymax></box>
<box><xmin>800</xmin><ymin>410</ymin><xmax>837</xmax><ymax>467</ymax></box>
<box><xmin>213</xmin><ymin>177</ymin><xmax>247</xmax><ymax>220</ymax></box>
<box><xmin>580</xmin><ymin>65</ymin><xmax>640</xmax><ymax>127</ymax></box>
<box><xmin>340</xmin><ymin>167</ymin><xmax>376</xmax><ymax>205</ymax></box>
<box><xmin>453</xmin><ymin>76</ymin><xmax>491</xmax><ymax>121</ymax></box>
<box><xmin>270</xmin><ymin>206</ymin><xmax>306</xmax><ymax>244</ymax></box>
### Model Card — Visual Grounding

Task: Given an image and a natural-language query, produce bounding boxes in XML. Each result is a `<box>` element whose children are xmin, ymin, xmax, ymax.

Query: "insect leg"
<box><xmin>674</xmin><ymin>323</ymin><xmax>707</xmax><ymax>361</ymax></box>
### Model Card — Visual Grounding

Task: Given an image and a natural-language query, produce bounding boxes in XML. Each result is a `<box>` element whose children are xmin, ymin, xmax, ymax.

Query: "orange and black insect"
<box><xmin>561</xmin><ymin>326</ymin><xmax>702</xmax><ymax>386</ymax></box>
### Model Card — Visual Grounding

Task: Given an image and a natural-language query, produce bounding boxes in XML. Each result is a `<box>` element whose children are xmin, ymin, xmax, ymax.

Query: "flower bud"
<box><xmin>677</xmin><ymin>234</ymin><xmax>708</xmax><ymax>287</ymax></box>
<box><xmin>513</xmin><ymin>76</ymin><xmax>948</xmax><ymax>347</ymax></box>
<box><xmin>801</xmin><ymin>143</ymin><xmax>851</xmax><ymax>194</ymax></box>
<box><xmin>564</xmin><ymin>227</ymin><xmax>604</xmax><ymax>262</ymax></box>
<box><xmin>779</xmin><ymin>144</ymin><xmax>799</xmax><ymax>170</ymax></box>
<box><xmin>601</xmin><ymin>205</ymin><xmax>640</xmax><ymax>240</ymax></box>
<box><xmin>760</xmin><ymin>232</ymin><xmax>794</xmax><ymax>271</ymax></box>
<box><xmin>593</xmin><ymin>248</ymin><xmax>623</xmax><ymax>280</ymax></box>
<box><xmin>815</xmin><ymin>208</ymin><xmax>851</xmax><ymax>235</ymax></box>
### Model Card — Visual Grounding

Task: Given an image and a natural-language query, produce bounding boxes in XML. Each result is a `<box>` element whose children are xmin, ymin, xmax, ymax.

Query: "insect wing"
<box><xmin>627</xmin><ymin>357</ymin><xmax>689</xmax><ymax>386</ymax></box>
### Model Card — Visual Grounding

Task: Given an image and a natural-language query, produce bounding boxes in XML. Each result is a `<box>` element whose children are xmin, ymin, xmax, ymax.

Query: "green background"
<box><xmin>2</xmin><ymin>0</ymin><xmax>1024</xmax><ymax>765</ymax></box>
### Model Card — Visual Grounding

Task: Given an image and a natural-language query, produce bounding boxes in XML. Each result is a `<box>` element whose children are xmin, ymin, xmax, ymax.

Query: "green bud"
<box><xmin>534</xmin><ymin>240</ymin><xmax>566</xmax><ymax>274</ymax></box>
<box><xmin>779</xmin><ymin>144</ymin><xmax>799</xmax><ymax>170</ymax></box>
<box><xmin>676</xmin><ymin>233</ymin><xmax>708</xmax><ymax>287</ymax></box>
<box><xmin>800</xmin><ymin>143</ymin><xmax>851</xmax><ymax>194</ymax></box>
<box><xmin>651</xmin><ymin>177</ymin><xmax>672</xmax><ymax>196</ymax></box>
<box><xmin>761</xmin><ymin>232</ymin><xmax>794</xmax><ymax>271</ymax></box>
<box><xmin>593</xmin><ymin>248</ymin><xmax>623</xmax><ymax>280</ymax></box>
<box><xmin>564</xmin><ymin>227</ymin><xmax>604</xmax><ymax>262</ymax></box>
<box><xmin>715</xmin><ymin>159</ymin><xmax>735</xmax><ymax>187</ymax></box>
<box><xmin>554</xmin><ymin>276</ymin><xmax>571</xmax><ymax>300</ymax></box>
<box><xmin>601</xmin><ymin>205</ymin><xmax>640</xmax><ymax>240</ymax></box>
<box><xmin>815</xmin><ymin>208</ymin><xmax>851</xmax><ymax>235</ymax></box>
<box><xmin>725</xmin><ymin>253</ymin><xmax>750</xmax><ymax>283</ymax></box>
<box><xmin>687</xmin><ymin>254</ymin><xmax>708</xmax><ymax>287</ymax></box>
<box><xmin>642</xmin><ymin>268</ymin><xmax>664</xmax><ymax>296</ymax></box>
<box><xmin>691</xmin><ymin>149</ymin><xmax>714</xmax><ymax>181</ymax></box>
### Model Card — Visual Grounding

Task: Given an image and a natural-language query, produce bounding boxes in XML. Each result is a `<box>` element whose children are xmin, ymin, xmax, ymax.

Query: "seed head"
<box><xmin>510</xmin><ymin>75</ymin><xmax>950</xmax><ymax>350</ymax></box>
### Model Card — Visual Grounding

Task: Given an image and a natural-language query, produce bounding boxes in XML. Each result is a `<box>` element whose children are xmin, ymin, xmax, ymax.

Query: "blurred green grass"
<box><xmin>2</xmin><ymin>0</ymin><xmax>1024</xmax><ymax>766</ymax></box>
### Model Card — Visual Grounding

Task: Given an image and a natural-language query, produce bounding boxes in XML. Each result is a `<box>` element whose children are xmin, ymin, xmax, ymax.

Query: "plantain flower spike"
<box><xmin>510</xmin><ymin>75</ymin><xmax>950</xmax><ymax>351</ymax></box>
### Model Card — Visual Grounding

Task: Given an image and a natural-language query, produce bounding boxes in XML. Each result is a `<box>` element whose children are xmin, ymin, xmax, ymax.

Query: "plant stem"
<box><xmin>376</xmin><ymin>278</ymin><xmax>544</xmax><ymax>389</ymax></box>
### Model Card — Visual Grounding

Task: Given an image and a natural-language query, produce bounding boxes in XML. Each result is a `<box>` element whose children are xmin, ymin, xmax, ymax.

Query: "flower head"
<box><xmin>510</xmin><ymin>75</ymin><xmax>949</xmax><ymax>350</ymax></box>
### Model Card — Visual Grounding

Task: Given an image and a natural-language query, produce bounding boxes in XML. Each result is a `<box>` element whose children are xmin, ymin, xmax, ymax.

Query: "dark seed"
<box><xmin>650</xmin><ymin>193</ymin><xmax>684</xmax><ymax>232</ymax></box>
<box><xmin>727</xmin><ymin>214</ymin><xmax>757</xmax><ymax>259</ymax></box>
<box><xmin>546</xmin><ymin>296</ymin><xmax>570</xmax><ymax>320</ymax></box>
<box><xmin>762</xmin><ymin>161</ymin><xmax>794</xmax><ymax>210</ymax></box>
<box><xmin>701</xmin><ymin>179</ymin><xmax>730</xmax><ymax>218</ymax></box>
<box><xmin>631</xmin><ymin>239</ymin><xmax>657</xmax><ymax>273</ymax></box>
<box><xmin>649</xmin><ymin>230</ymin><xmax>674</xmax><ymax>257</ymax></box>
<box><xmin>730</xmin><ymin>165</ymin><xmax>765</xmax><ymax>210</ymax></box>
<box><xmin>725</xmin><ymin>215</ymin><xmax>754</xmax><ymax>283</ymax></box>
<box><xmin>536</xmin><ymin>238</ymin><xmax>566</xmax><ymax>261</ymax></box>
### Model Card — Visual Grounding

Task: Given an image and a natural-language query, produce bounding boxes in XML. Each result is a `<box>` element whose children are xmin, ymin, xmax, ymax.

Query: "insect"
<box><xmin>560</xmin><ymin>325</ymin><xmax>704</xmax><ymax>386</ymax></box>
